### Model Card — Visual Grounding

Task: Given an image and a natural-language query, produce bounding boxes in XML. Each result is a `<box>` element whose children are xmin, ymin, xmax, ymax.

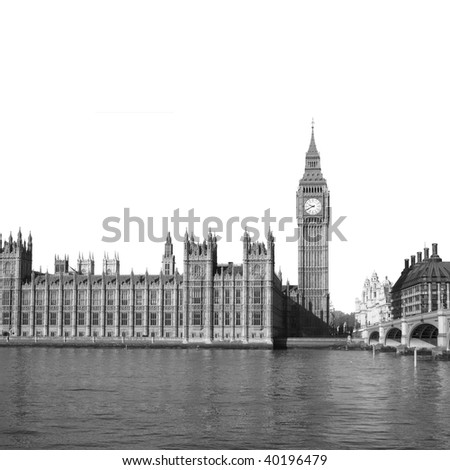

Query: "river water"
<box><xmin>0</xmin><ymin>347</ymin><xmax>449</xmax><ymax>449</ymax></box>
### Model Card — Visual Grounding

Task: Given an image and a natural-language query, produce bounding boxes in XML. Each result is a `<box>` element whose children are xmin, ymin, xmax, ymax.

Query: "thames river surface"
<box><xmin>0</xmin><ymin>347</ymin><xmax>449</xmax><ymax>450</ymax></box>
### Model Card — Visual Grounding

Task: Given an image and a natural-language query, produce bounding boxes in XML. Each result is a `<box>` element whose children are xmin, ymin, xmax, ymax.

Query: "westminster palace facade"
<box><xmin>0</xmin><ymin>126</ymin><xmax>330</xmax><ymax>344</ymax></box>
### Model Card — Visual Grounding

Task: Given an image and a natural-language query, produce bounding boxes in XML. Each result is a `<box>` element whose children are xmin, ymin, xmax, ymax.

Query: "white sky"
<box><xmin>1</xmin><ymin>1</ymin><xmax>449</xmax><ymax>313</ymax></box>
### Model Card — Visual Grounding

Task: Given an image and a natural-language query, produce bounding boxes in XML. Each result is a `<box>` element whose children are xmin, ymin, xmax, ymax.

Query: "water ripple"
<box><xmin>0</xmin><ymin>348</ymin><xmax>449</xmax><ymax>449</ymax></box>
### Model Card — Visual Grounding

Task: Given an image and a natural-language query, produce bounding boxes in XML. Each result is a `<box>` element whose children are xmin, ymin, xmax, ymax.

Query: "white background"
<box><xmin>1</xmin><ymin>1</ymin><xmax>449</xmax><ymax>312</ymax></box>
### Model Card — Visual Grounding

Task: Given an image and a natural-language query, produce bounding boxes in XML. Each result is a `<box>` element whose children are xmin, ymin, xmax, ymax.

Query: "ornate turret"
<box><xmin>162</xmin><ymin>232</ymin><xmax>175</xmax><ymax>276</ymax></box>
<box><xmin>103</xmin><ymin>252</ymin><xmax>120</xmax><ymax>275</ymax></box>
<box><xmin>55</xmin><ymin>255</ymin><xmax>69</xmax><ymax>274</ymax></box>
<box><xmin>0</xmin><ymin>228</ymin><xmax>33</xmax><ymax>336</ymax></box>
<box><xmin>78</xmin><ymin>253</ymin><xmax>95</xmax><ymax>275</ymax></box>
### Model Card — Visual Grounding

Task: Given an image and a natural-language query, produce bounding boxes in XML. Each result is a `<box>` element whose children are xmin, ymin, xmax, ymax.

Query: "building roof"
<box><xmin>392</xmin><ymin>246</ymin><xmax>450</xmax><ymax>292</ymax></box>
<box><xmin>307</xmin><ymin>125</ymin><xmax>319</xmax><ymax>157</ymax></box>
<box><xmin>215</xmin><ymin>263</ymin><xmax>243</xmax><ymax>277</ymax></box>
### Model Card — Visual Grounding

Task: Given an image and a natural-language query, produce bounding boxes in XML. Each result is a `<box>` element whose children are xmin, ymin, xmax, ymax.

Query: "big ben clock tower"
<box><xmin>296</xmin><ymin>121</ymin><xmax>330</xmax><ymax>323</ymax></box>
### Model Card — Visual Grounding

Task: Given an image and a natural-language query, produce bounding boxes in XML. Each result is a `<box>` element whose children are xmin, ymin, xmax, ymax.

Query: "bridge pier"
<box><xmin>379</xmin><ymin>325</ymin><xmax>385</xmax><ymax>346</ymax></box>
<box><xmin>401</xmin><ymin>318</ymin><xmax>409</xmax><ymax>347</ymax></box>
<box><xmin>437</xmin><ymin>311</ymin><xmax>449</xmax><ymax>349</ymax></box>
<box><xmin>362</xmin><ymin>328</ymin><xmax>369</xmax><ymax>345</ymax></box>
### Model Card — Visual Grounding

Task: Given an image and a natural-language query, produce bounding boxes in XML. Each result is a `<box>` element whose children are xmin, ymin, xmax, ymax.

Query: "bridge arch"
<box><xmin>385</xmin><ymin>327</ymin><xmax>402</xmax><ymax>346</ymax></box>
<box><xmin>409</xmin><ymin>322</ymin><xmax>438</xmax><ymax>348</ymax></box>
<box><xmin>369</xmin><ymin>331</ymin><xmax>379</xmax><ymax>344</ymax></box>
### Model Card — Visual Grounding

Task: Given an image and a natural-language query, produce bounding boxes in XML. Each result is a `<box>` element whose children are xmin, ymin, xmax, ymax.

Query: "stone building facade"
<box><xmin>354</xmin><ymin>272</ymin><xmax>392</xmax><ymax>328</ymax></box>
<box><xmin>0</xmin><ymin>229</ymin><xmax>289</xmax><ymax>345</ymax></box>
<box><xmin>391</xmin><ymin>243</ymin><xmax>450</xmax><ymax>319</ymax></box>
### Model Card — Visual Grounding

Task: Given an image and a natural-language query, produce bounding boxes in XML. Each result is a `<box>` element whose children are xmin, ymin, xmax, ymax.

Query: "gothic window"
<box><xmin>135</xmin><ymin>290</ymin><xmax>143</xmax><ymax>306</ymax></box>
<box><xmin>78</xmin><ymin>312</ymin><xmax>85</xmax><ymax>326</ymax></box>
<box><xmin>214</xmin><ymin>311</ymin><xmax>219</xmax><ymax>326</ymax></box>
<box><xmin>236</xmin><ymin>311</ymin><xmax>241</xmax><ymax>326</ymax></box>
<box><xmin>92</xmin><ymin>312</ymin><xmax>99</xmax><ymax>326</ymax></box>
<box><xmin>252</xmin><ymin>311</ymin><xmax>262</xmax><ymax>326</ymax></box>
<box><xmin>2</xmin><ymin>312</ymin><xmax>10</xmax><ymax>325</ymax></box>
<box><xmin>106</xmin><ymin>290</ymin><xmax>114</xmax><ymax>306</ymax></box>
<box><xmin>150</xmin><ymin>312</ymin><xmax>157</xmax><ymax>326</ymax></box>
<box><xmin>164</xmin><ymin>312</ymin><xmax>171</xmax><ymax>326</ymax></box>
<box><xmin>164</xmin><ymin>290</ymin><xmax>172</xmax><ymax>306</ymax></box>
<box><xmin>224</xmin><ymin>289</ymin><xmax>230</xmax><ymax>305</ymax></box>
<box><xmin>120</xmin><ymin>290</ymin><xmax>129</xmax><ymax>306</ymax></box>
<box><xmin>178</xmin><ymin>290</ymin><xmax>183</xmax><ymax>305</ymax></box>
<box><xmin>22</xmin><ymin>291</ymin><xmax>31</xmax><ymax>306</ymax></box>
<box><xmin>192</xmin><ymin>288</ymin><xmax>201</xmax><ymax>304</ymax></box>
<box><xmin>225</xmin><ymin>311</ymin><xmax>230</xmax><ymax>326</ymax></box>
<box><xmin>3</xmin><ymin>262</ymin><xmax>12</xmax><ymax>276</ymax></box>
<box><xmin>78</xmin><ymin>290</ymin><xmax>87</xmax><ymax>307</ymax></box>
<box><xmin>2</xmin><ymin>291</ymin><xmax>11</xmax><ymax>306</ymax></box>
<box><xmin>179</xmin><ymin>312</ymin><xmax>183</xmax><ymax>326</ymax></box>
<box><xmin>150</xmin><ymin>290</ymin><xmax>157</xmax><ymax>305</ymax></box>
<box><xmin>120</xmin><ymin>312</ymin><xmax>128</xmax><ymax>326</ymax></box>
<box><xmin>50</xmin><ymin>312</ymin><xmax>57</xmax><ymax>326</ymax></box>
<box><xmin>36</xmin><ymin>290</ymin><xmax>44</xmax><ymax>306</ymax></box>
<box><xmin>193</xmin><ymin>311</ymin><xmax>202</xmax><ymax>325</ymax></box>
<box><xmin>252</xmin><ymin>264</ymin><xmax>261</xmax><ymax>277</ymax></box>
<box><xmin>35</xmin><ymin>312</ymin><xmax>43</xmax><ymax>325</ymax></box>
<box><xmin>64</xmin><ymin>290</ymin><xmax>73</xmax><ymax>306</ymax></box>
<box><xmin>22</xmin><ymin>311</ymin><xmax>29</xmax><ymax>325</ymax></box>
<box><xmin>164</xmin><ymin>264</ymin><xmax>170</xmax><ymax>276</ymax></box>
<box><xmin>253</xmin><ymin>287</ymin><xmax>262</xmax><ymax>305</ymax></box>
<box><xmin>50</xmin><ymin>290</ymin><xmax>58</xmax><ymax>306</ymax></box>
<box><xmin>214</xmin><ymin>288</ymin><xmax>220</xmax><ymax>304</ymax></box>
<box><xmin>106</xmin><ymin>312</ymin><xmax>114</xmax><ymax>326</ymax></box>
<box><xmin>64</xmin><ymin>312</ymin><xmax>71</xmax><ymax>326</ymax></box>
<box><xmin>235</xmin><ymin>289</ymin><xmax>241</xmax><ymax>305</ymax></box>
<box><xmin>192</xmin><ymin>265</ymin><xmax>203</xmax><ymax>277</ymax></box>
<box><xmin>92</xmin><ymin>290</ymin><xmax>101</xmax><ymax>306</ymax></box>
<box><xmin>135</xmin><ymin>312</ymin><xmax>142</xmax><ymax>326</ymax></box>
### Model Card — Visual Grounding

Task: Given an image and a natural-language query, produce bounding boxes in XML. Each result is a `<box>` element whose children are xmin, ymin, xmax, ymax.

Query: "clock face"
<box><xmin>304</xmin><ymin>198</ymin><xmax>322</xmax><ymax>215</ymax></box>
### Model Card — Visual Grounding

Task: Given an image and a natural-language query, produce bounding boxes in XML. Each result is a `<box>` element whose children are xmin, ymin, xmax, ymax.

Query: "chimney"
<box><xmin>424</xmin><ymin>247</ymin><xmax>430</xmax><ymax>260</ymax></box>
<box><xmin>410</xmin><ymin>255</ymin><xmax>416</xmax><ymax>267</ymax></box>
<box><xmin>404</xmin><ymin>259</ymin><xmax>409</xmax><ymax>270</ymax></box>
<box><xmin>417</xmin><ymin>251</ymin><xmax>422</xmax><ymax>263</ymax></box>
<box><xmin>430</xmin><ymin>243</ymin><xmax>442</xmax><ymax>261</ymax></box>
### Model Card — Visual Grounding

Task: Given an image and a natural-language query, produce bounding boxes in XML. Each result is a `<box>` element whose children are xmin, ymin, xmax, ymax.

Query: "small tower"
<box><xmin>162</xmin><ymin>232</ymin><xmax>175</xmax><ymax>276</ymax></box>
<box><xmin>242</xmin><ymin>228</ymin><xmax>276</xmax><ymax>343</ymax></box>
<box><xmin>55</xmin><ymin>255</ymin><xmax>69</xmax><ymax>274</ymax></box>
<box><xmin>0</xmin><ymin>229</ymin><xmax>32</xmax><ymax>281</ymax></box>
<box><xmin>0</xmin><ymin>228</ymin><xmax>33</xmax><ymax>336</ymax></box>
<box><xmin>77</xmin><ymin>253</ymin><xmax>95</xmax><ymax>275</ymax></box>
<box><xmin>182</xmin><ymin>228</ymin><xmax>218</xmax><ymax>342</ymax></box>
<box><xmin>103</xmin><ymin>252</ymin><xmax>120</xmax><ymax>275</ymax></box>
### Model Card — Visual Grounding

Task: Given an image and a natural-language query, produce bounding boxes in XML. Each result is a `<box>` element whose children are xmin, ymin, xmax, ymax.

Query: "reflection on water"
<box><xmin>0</xmin><ymin>348</ymin><xmax>449</xmax><ymax>449</ymax></box>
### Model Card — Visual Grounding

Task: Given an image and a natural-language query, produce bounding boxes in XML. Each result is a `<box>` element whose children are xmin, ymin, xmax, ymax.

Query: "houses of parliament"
<box><xmin>0</xmin><ymin>126</ymin><xmax>330</xmax><ymax>345</ymax></box>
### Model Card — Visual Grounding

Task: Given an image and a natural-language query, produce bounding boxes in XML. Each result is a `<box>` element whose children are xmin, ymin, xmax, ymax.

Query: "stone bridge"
<box><xmin>358</xmin><ymin>309</ymin><xmax>450</xmax><ymax>349</ymax></box>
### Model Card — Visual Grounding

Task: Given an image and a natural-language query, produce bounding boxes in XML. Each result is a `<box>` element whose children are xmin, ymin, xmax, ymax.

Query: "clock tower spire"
<box><xmin>296</xmin><ymin>122</ymin><xmax>330</xmax><ymax>323</ymax></box>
